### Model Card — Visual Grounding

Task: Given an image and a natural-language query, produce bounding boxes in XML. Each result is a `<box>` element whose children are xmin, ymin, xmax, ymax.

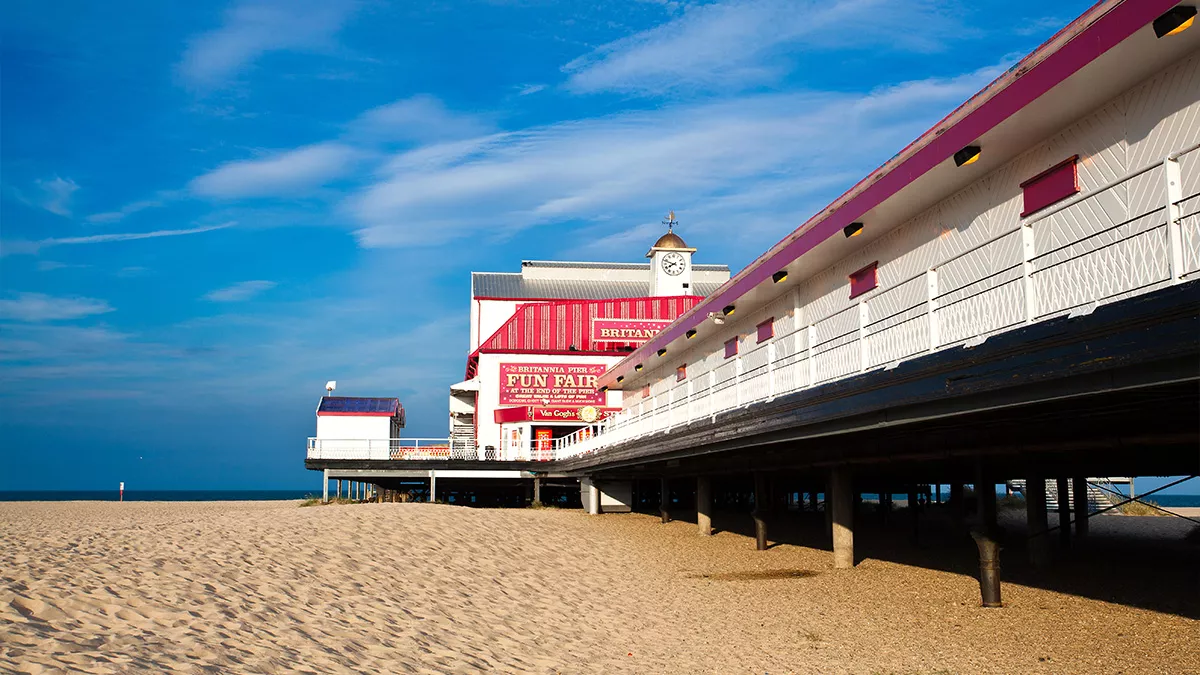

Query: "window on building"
<box><xmin>676</xmin><ymin>364</ymin><xmax>687</xmax><ymax>381</ymax></box>
<box><xmin>724</xmin><ymin>337</ymin><xmax>739</xmax><ymax>359</ymax></box>
<box><xmin>849</xmin><ymin>261</ymin><xmax>878</xmax><ymax>299</ymax></box>
<box><xmin>756</xmin><ymin>318</ymin><xmax>774</xmax><ymax>343</ymax></box>
<box><xmin>1020</xmin><ymin>155</ymin><xmax>1079</xmax><ymax>217</ymax></box>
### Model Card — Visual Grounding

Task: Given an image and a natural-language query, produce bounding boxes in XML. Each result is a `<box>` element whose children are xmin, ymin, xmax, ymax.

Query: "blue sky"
<box><xmin>1</xmin><ymin>0</ymin><xmax>1191</xmax><ymax>494</ymax></box>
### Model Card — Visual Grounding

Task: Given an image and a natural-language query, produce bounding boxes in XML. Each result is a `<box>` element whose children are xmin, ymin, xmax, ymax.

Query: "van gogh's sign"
<box><xmin>591</xmin><ymin>318</ymin><xmax>674</xmax><ymax>343</ymax></box>
<box><xmin>499</xmin><ymin>363</ymin><xmax>607</xmax><ymax>406</ymax></box>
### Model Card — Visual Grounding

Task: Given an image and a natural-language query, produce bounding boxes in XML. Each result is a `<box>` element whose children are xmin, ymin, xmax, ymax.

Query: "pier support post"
<box><xmin>1072</xmin><ymin>476</ymin><xmax>1089</xmax><ymax>538</ymax></box>
<box><xmin>753</xmin><ymin>472</ymin><xmax>768</xmax><ymax>550</ymax></box>
<box><xmin>908</xmin><ymin>487</ymin><xmax>920</xmax><ymax>544</ymax></box>
<box><xmin>935</xmin><ymin>484</ymin><xmax>942</xmax><ymax>504</ymax></box>
<box><xmin>589</xmin><ymin>479</ymin><xmax>601</xmax><ymax>515</ymax></box>
<box><xmin>831</xmin><ymin>467</ymin><xmax>854</xmax><ymax>569</ymax></box>
<box><xmin>808</xmin><ymin>491</ymin><xmax>818</xmax><ymax>512</ymax></box>
<box><xmin>1026</xmin><ymin>473</ymin><xmax>1051</xmax><ymax>567</ymax></box>
<box><xmin>1056</xmin><ymin>476</ymin><xmax>1071</xmax><ymax>547</ymax></box>
<box><xmin>950</xmin><ymin>483</ymin><xmax>964</xmax><ymax>529</ymax></box>
<box><xmin>970</xmin><ymin>530</ymin><xmax>1003</xmax><ymax>607</ymax></box>
<box><xmin>696</xmin><ymin>476</ymin><xmax>712</xmax><ymax>536</ymax></box>
<box><xmin>659</xmin><ymin>477</ymin><xmax>670</xmax><ymax>523</ymax></box>
<box><xmin>323</xmin><ymin>469</ymin><xmax>329</xmax><ymax>504</ymax></box>
<box><xmin>429</xmin><ymin>471</ymin><xmax>437</xmax><ymax>503</ymax></box>
<box><xmin>977</xmin><ymin>477</ymin><xmax>996</xmax><ymax>534</ymax></box>
<box><xmin>533</xmin><ymin>478</ymin><xmax>542</xmax><ymax>506</ymax></box>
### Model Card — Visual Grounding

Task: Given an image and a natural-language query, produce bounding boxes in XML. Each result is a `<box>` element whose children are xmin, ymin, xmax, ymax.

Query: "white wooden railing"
<box><xmin>307</xmin><ymin>438</ymin><xmax>478</xmax><ymax>461</ymax></box>
<box><xmin>554</xmin><ymin>143</ymin><xmax>1200</xmax><ymax>460</ymax></box>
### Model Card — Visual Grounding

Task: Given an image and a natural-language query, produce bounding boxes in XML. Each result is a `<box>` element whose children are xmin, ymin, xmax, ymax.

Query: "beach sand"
<box><xmin>1</xmin><ymin>501</ymin><xmax>1197</xmax><ymax>674</ymax></box>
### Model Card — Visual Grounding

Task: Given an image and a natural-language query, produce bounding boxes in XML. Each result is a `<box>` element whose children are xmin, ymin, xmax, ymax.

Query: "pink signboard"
<box><xmin>591</xmin><ymin>318</ymin><xmax>674</xmax><ymax>343</ymax></box>
<box><xmin>499</xmin><ymin>363</ymin><xmax>607</xmax><ymax>406</ymax></box>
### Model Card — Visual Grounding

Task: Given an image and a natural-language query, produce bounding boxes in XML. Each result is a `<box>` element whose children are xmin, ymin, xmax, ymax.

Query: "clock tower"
<box><xmin>647</xmin><ymin>211</ymin><xmax>697</xmax><ymax>297</ymax></box>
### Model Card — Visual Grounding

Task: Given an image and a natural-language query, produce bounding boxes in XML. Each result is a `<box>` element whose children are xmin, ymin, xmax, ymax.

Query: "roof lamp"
<box><xmin>635</xmin><ymin>364</ymin><xmax>644</xmax><ymax>371</ymax></box>
<box><xmin>953</xmin><ymin>145</ymin><xmax>981</xmax><ymax>167</ymax></box>
<box><xmin>722</xmin><ymin>305</ymin><xmax>736</xmax><ymax>316</ymax></box>
<box><xmin>843</xmin><ymin>222</ymin><xmax>864</xmax><ymax>238</ymax></box>
<box><xmin>686</xmin><ymin>329</ymin><xmax>697</xmax><ymax>339</ymax></box>
<box><xmin>657</xmin><ymin>348</ymin><xmax>667</xmax><ymax>357</ymax></box>
<box><xmin>598</xmin><ymin>386</ymin><xmax>608</xmax><ymax>393</ymax></box>
<box><xmin>772</xmin><ymin>270</ymin><xmax>788</xmax><ymax>284</ymax></box>
<box><xmin>616</xmin><ymin>376</ymin><xmax>624</xmax><ymax>383</ymax></box>
<box><xmin>1154</xmin><ymin>6</ymin><xmax>1196</xmax><ymax>37</ymax></box>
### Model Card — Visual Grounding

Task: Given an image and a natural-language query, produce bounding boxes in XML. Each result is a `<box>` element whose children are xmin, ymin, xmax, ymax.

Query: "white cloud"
<box><xmin>0</xmin><ymin>292</ymin><xmax>114</xmax><ymax>322</ymax></box>
<box><xmin>349</xmin><ymin>95</ymin><xmax>493</xmax><ymax>143</ymax></box>
<box><xmin>563</xmin><ymin>0</ymin><xmax>963</xmax><ymax>95</ymax></box>
<box><xmin>203</xmin><ymin>280</ymin><xmax>277</xmax><ymax>302</ymax></box>
<box><xmin>86</xmin><ymin>199</ymin><xmax>165</xmax><ymax>224</ymax></box>
<box><xmin>2</xmin><ymin>223</ymin><xmax>236</xmax><ymax>257</ymax></box>
<box><xmin>37</xmin><ymin>176</ymin><xmax>79</xmax><ymax>217</ymax></box>
<box><xmin>347</xmin><ymin>66</ymin><xmax>1000</xmax><ymax>248</ymax></box>
<box><xmin>516</xmin><ymin>83</ymin><xmax>547</xmax><ymax>96</ymax></box>
<box><xmin>178</xmin><ymin>0</ymin><xmax>359</xmax><ymax>90</ymax></box>
<box><xmin>189</xmin><ymin>143</ymin><xmax>360</xmax><ymax>198</ymax></box>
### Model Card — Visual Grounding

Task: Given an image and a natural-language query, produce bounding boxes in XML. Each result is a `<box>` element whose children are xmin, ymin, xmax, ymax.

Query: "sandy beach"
<box><xmin>1</xmin><ymin>501</ymin><xmax>1197</xmax><ymax>674</ymax></box>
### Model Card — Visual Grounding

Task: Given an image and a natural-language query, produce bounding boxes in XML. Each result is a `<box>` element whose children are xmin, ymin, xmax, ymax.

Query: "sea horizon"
<box><xmin>2</xmin><ymin>490</ymin><xmax>1199</xmax><ymax>507</ymax></box>
<box><xmin>0</xmin><ymin>489</ymin><xmax>316</xmax><ymax>502</ymax></box>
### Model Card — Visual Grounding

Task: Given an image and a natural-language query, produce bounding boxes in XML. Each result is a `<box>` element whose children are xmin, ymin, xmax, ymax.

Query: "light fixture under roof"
<box><xmin>772</xmin><ymin>270</ymin><xmax>788</xmax><ymax>284</ymax></box>
<box><xmin>686</xmin><ymin>329</ymin><xmax>697</xmax><ymax>339</ymax></box>
<box><xmin>843</xmin><ymin>222</ymin><xmax>864</xmax><ymax>238</ymax></box>
<box><xmin>599</xmin><ymin>386</ymin><xmax>608</xmax><ymax>393</ymax></box>
<box><xmin>953</xmin><ymin>145</ymin><xmax>981</xmax><ymax>167</ymax></box>
<box><xmin>657</xmin><ymin>348</ymin><xmax>667</xmax><ymax>357</ymax></box>
<box><xmin>616</xmin><ymin>376</ymin><xmax>624</xmax><ymax>383</ymax></box>
<box><xmin>634</xmin><ymin>364</ymin><xmax>643</xmax><ymax>372</ymax></box>
<box><xmin>1154</xmin><ymin>6</ymin><xmax>1196</xmax><ymax>37</ymax></box>
<box><xmin>722</xmin><ymin>305</ymin><xmax>736</xmax><ymax>316</ymax></box>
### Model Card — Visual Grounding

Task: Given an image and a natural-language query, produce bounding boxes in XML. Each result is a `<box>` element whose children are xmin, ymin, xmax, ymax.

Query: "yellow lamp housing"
<box><xmin>722</xmin><ymin>304</ymin><xmax>736</xmax><ymax>316</ymax></box>
<box><xmin>772</xmin><ymin>270</ymin><xmax>788</xmax><ymax>283</ymax></box>
<box><xmin>953</xmin><ymin>145</ymin><xmax>981</xmax><ymax>167</ymax></box>
<box><xmin>1154</xmin><ymin>6</ymin><xmax>1196</xmax><ymax>37</ymax></box>
<box><xmin>843</xmin><ymin>222</ymin><xmax>864</xmax><ymax>238</ymax></box>
<box><xmin>686</xmin><ymin>329</ymin><xmax>697</xmax><ymax>339</ymax></box>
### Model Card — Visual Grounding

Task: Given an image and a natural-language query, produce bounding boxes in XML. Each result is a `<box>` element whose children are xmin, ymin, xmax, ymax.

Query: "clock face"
<box><xmin>661</xmin><ymin>251</ymin><xmax>686</xmax><ymax>276</ymax></box>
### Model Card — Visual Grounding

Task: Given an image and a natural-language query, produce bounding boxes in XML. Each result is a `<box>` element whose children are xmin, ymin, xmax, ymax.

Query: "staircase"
<box><xmin>1006</xmin><ymin>479</ymin><xmax>1120</xmax><ymax>512</ymax></box>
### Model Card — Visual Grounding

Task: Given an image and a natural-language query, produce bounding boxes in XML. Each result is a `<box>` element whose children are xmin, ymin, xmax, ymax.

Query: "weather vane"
<box><xmin>662</xmin><ymin>210</ymin><xmax>678</xmax><ymax>232</ymax></box>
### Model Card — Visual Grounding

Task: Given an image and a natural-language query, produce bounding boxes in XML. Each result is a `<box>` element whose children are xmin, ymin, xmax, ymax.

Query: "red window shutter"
<box><xmin>756</xmin><ymin>318</ymin><xmax>774</xmax><ymax>343</ymax></box>
<box><xmin>676</xmin><ymin>364</ymin><xmax>687</xmax><ymax>381</ymax></box>
<box><xmin>849</xmin><ymin>261</ymin><xmax>878</xmax><ymax>299</ymax></box>
<box><xmin>724</xmin><ymin>337</ymin><xmax>739</xmax><ymax>359</ymax></box>
<box><xmin>1020</xmin><ymin>155</ymin><xmax>1079</xmax><ymax>217</ymax></box>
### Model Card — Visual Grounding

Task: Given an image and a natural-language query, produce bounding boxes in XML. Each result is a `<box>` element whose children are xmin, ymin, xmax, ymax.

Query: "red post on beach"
<box><xmin>119</xmin><ymin>482</ymin><xmax>124</xmax><ymax>502</ymax></box>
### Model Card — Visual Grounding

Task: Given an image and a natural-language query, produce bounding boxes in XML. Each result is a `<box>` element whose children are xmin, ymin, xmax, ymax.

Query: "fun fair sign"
<box><xmin>591</xmin><ymin>318</ymin><xmax>674</xmax><ymax>343</ymax></box>
<box><xmin>499</xmin><ymin>363</ymin><xmax>607</xmax><ymax>406</ymax></box>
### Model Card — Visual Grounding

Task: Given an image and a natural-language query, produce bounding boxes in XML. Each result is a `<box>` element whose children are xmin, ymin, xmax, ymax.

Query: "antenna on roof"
<box><xmin>325</xmin><ymin>381</ymin><xmax>337</xmax><ymax>396</ymax></box>
<box><xmin>663</xmin><ymin>210</ymin><xmax>677</xmax><ymax>233</ymax></box>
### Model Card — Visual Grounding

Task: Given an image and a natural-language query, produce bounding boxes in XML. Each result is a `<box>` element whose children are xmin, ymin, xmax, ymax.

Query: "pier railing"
<box><xmin>306</xmin><ymin>438</ymin><xmax>479</xmax><ymax>461</ymax></box>
<box><xmin>554</xmin><ymin>142</ymin><xmax>1200</xmax><ymax>460</ymax></box>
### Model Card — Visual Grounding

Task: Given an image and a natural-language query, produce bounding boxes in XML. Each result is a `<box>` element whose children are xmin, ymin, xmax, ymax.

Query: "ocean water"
<box><xmin>1155</xmin><ymin>495</ymin><xmax>1200</xmax><ymax>507</ymax></box>
<box><xmin>0</xmin><ymin>490</ymin><xmax>315</xmax><ymax>502</ymax></box>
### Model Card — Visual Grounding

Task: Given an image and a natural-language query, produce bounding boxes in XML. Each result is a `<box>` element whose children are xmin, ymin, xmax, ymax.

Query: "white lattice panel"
<box><xmin>1034</xmin><ymin>215</ymin><xmax>1169</xmax><ymax>316</ymax></box>
<box><xmin>936</xmin><ymin>278</ymin><xmax>1024</xmax><ymax>346</ymax></box>
<box><xmin>1128</xmin><ymin>53</ymin><xmax>1200</xmax><ymax>183</ymax></box>
<box><xmin>814</xmin><ymin>340</ymin><xmax>860</xmax><ymax>384</ymax></box>
<box><xmin>1180</xmin><ymin>199</ymin><xmax>1200</xmax><ymax>277</ymax></box>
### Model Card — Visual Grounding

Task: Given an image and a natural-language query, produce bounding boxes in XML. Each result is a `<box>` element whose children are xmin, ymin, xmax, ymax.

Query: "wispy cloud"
<box><xmin>2</xmin><ymin>223</ymin><xmax>236</xmax><ymax>257</ymax></box>
<box><xmin>189</xmin><ymin>143</ymin><xmax>360</xmax><ymax>198</ymax></box>
<box><xmin>0</xmin><ymin>292</ymin><xmax>114</xmax><ymax>322</ymax></box>
<box><xmin>37</xmin><ymin>261</ymin><xmax>92</xmax><ymax>272</ymax></box>
<box><xmin>36</xmin><ymin>176</ymin><xmax>79</xmax><ymax>216</ymax></box>
<box><xmin>203</xmin><ymin>280</ymin><xmax>277</xmax><ymax>302</ymax></box>
<box><xmin>516</xmin><ymin>83</ymin><xmax>547</xmax><ymax>96</ymax></box>
<box><xmin>347</xmin><ymin>65</ymin><xmax>1002</xmax><ymax>248</ymax></box>
<box><xmin>563</xmin><ymin>0</ymin><xmax>964</xmax><ymax>95</ymax></box>
<box><xmin>85</xmin><ymin>199</ymin><xmax>166</xmax><ymax>224</ymax></box>
<box><xmin>348</xmin><ymin>94</ymin><xmax>494</xmax><ymax>143</ymax></box>
<box><xmin>178</xmin><ymin>0</ymin><xmax>360</xmax><ymax>90</ymax></box>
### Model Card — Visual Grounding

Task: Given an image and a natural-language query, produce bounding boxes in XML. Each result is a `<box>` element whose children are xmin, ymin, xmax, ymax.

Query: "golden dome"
<box><xmin>651</xmin><ymin>230</ymin><xmax>689</xmax><ymax>249</ymax></box>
